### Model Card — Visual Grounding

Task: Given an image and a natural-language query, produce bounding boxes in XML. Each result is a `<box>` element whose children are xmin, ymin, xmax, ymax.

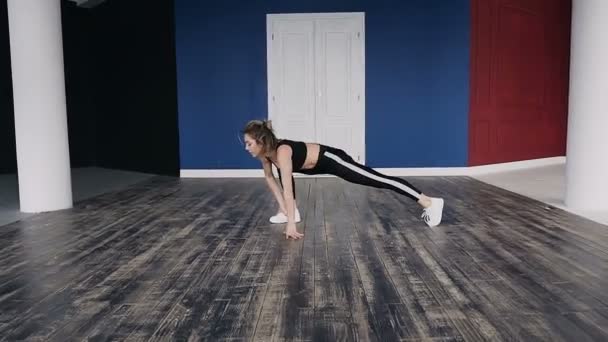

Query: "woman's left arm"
<box><xmin>277</xmin><ymin>145</ymin><xmax>303</xmax><ymax>239</ymax></box>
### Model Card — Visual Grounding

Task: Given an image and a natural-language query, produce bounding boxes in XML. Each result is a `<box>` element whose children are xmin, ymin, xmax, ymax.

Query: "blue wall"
<box><xmin>175</xmin><ymin>0</ymin><xmax>470</xmax><ymax>169</ymax></box>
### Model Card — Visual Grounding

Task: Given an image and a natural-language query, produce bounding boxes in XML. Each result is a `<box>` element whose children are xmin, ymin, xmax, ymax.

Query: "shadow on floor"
<box><xmin>0</xmin><ymin>167</ymin><xmax>155</xmax><ymax>227</ymax></box>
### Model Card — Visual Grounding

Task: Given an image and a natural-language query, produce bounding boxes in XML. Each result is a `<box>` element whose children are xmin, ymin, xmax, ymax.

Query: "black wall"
<box><xmin>0</xmin><ymin>1</ymin><xmax>16</xmax><ymax>174</ymax></box>
<box><xmin>63</xmin><ymin>1</ymin><xmax>98</xmax><ymax>168</ymax></box>
<box><xmin>90</xmin><ymin>0</ymin><xmax>179</xmax><ymax>176</ymax></box>
<box><xmin>0</xmin><ymin>0</ymin><xmax>179</xmax><ymax>176</ymax></box>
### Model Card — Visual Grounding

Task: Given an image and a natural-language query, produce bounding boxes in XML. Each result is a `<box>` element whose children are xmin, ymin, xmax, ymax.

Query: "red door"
<box><xmin>469</xmin><ymin>0</ymin><xmax>571</xmax><ymax>166</ymax></box>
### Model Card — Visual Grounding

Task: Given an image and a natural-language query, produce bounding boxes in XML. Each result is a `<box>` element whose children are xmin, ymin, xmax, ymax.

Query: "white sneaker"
<box><xmin>421</xmin><ymin>198</ymin><xmax>444</xmax><ymax>227</ymax></box>
<box><xmin>269</xmin><ymin>208</ymin><xmax>301</xmax><ymax>224</ymax></box>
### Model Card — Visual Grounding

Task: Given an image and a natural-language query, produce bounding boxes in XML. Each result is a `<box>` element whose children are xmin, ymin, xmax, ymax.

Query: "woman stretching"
<box><xmin>242</xmin><ymin>119</ymin><xmax>444</xmax><ymax>240</ymax></box>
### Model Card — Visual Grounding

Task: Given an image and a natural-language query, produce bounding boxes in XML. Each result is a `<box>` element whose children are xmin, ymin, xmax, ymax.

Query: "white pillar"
<box><xmin>7</xmin><ymin>0</ymin><xmax>73</xmax><ymax>213</ymax></box>
<box><xmin>565</xmin><ymin>0</ymin><xmax>608</xmax><ymax>211</ymax></box>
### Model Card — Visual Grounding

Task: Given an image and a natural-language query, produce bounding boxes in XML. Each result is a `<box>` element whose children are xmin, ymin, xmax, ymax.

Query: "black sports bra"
<box><xmin>270</xmin><ymin>139</ymin><xmax>307</xmax><ymax>172</ymax></box>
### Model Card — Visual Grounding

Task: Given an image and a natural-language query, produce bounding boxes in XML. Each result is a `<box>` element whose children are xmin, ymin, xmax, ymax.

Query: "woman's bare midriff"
<box><xmin>300</xmin><ymin>143</ymin><xmax>321</xmax><ymax>170</ymax></box>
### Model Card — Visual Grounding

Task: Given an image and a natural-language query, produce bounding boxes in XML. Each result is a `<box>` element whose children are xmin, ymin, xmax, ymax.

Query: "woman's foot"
<box><xmin>419</xmin><ymin>195</ymin><xmax>444</xmax><ymax>227</ymax></box>
<box><xmin>269</xmin><ymin>208</ymin><xmax>301</xmax><ymax>223</ymax></box>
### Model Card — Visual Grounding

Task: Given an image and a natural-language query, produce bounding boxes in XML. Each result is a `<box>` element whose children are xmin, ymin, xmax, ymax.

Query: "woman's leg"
<box><xmin>318</xmin><ymin>147</ymin><xmax>422</xmax><ymax>201</ymax></box>
<box><xmin>316</xmin><ymin>146</ymin><xmax>444</xmax><ymax>227</ymax></box>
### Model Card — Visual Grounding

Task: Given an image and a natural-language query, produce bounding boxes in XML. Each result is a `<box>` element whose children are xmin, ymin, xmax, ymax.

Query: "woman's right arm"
<box><xmin>262</xmin><ymin>158</ymin><xmax>287</xmax><ymax>214</ymax></box>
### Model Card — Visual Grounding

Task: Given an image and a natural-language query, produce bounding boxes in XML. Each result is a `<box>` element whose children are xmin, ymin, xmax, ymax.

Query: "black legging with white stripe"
<box><xmin>299</xmin><ymin>145</ymin><xmax>422</xmax><ymax>201</ymax></box>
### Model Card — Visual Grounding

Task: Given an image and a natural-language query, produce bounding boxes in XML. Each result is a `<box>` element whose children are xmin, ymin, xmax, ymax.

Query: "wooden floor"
<box><xmin>1</xmin><ymin>176</ymin><xmax>607</xmax><ymax>341</ymax></box>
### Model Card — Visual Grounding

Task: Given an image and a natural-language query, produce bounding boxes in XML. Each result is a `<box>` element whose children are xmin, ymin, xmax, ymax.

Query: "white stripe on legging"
<box><xmin>324</xmin><ymin>151</ymin><xmax>421</xmax><ymax>199</ymax></box>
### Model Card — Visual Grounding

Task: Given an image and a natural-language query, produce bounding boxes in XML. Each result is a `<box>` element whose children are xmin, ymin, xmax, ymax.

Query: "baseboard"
<box><xmin>180</xmin><ymin>156</ymin><xmax>566</xmax><ymax>178</ymax></box>
<box><xmin>466</xmin><ymin>156</ymin><xmax>566</xmax><ymax>175</ymax></box>
<box><xmin>180</xmin><ymin>169</ymin><xmax>266</xmax><ymax>178</ymax></box>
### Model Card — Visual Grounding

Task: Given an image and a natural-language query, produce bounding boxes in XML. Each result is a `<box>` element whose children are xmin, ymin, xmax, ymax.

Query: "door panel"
<box><xmin>267</xmin><ymin>13</ymin><xmax>365</xmax><ymax>162</ymax></box>
<box><xmin>268</xmin><ymin>19</ymin><xmax>316</xmax><ymax>142</ymax></box>
<box><xmin>315</xmin><ymin>17</ymin><xmax>364</xmax><ymax>161</ymax></box>
<box><xmin>469</xmin><ymin>0</ymin><xmax>571</xmax><ymax>165</ymax></box>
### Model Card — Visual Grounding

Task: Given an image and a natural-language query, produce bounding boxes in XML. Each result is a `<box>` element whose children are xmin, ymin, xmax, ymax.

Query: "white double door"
<box><xmin>267</xmin><ymin>13</ymin><xmax>366</xmax><ymax>163</ymax></box>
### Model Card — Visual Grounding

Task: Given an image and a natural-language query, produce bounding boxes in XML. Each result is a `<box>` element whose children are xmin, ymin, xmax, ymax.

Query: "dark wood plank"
<box><xmin>54</xmin><ymin>180</ymin><xmax>256</xmax><ymax>341</ymax></box>
<box><xmin>0</xmin><ymin>175</ymin><xmax>607</xmax><ymax>341</ymax></box>
<box><xmin>343</xmin><ymin>183</ymin><xmax>471</xmax><ymax>341</ymax></box>
<box><xmin>141</xmin><ymin>181</ymin><xmax>274</xmax><ymax>341</ymax></box>
<box><xmin>250</xmin><ymin>178</ymin><xmax>314</xmax><ymax>341</ymax></box>
<box><xmin>198</xmin><ymin>178</ymin><xmax>313</xmax><ymax>341</ymax></box>
<box><xmin>315</xmin><ymin>180</ymin><xmax>377</xmax><ymax>341</ymax></box>
<box><xmin>352</xmin><ymin>182</ymin><xmax>504</xmax><ymax>341</ymax></box>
